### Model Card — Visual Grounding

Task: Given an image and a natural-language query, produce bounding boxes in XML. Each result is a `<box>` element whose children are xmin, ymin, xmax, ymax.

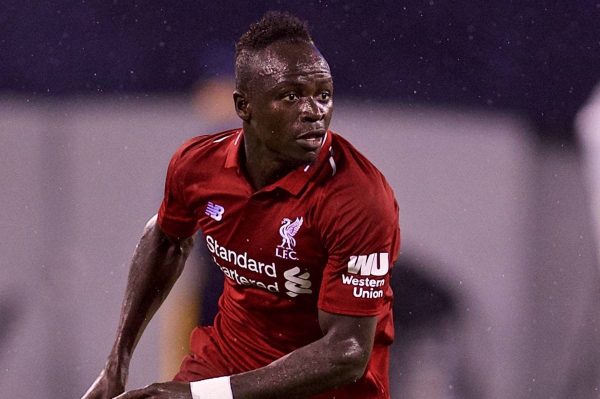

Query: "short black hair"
<box><xmin>236</xmin><ymin>11</ymin><xmax>312</xmax><ymax>56</ymax></box>
<box><xmin>235</xmin><ymin>11</ymin><xmax>314</xmax><ymax>90</ymax></box>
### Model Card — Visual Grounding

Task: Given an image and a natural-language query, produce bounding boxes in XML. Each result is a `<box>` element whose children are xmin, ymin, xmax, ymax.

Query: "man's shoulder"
<box><xmin>319</xmin><ymin>132</ymin><xmax>398</xmax><ymax>216</ymax></box>
<box><xmin>328</xmin><ymin>132</ymin><xmax>390</xmax><ymax>191</ymax></box>
<box><xmin>168</xmin><ymin>128</ymin><xmax>241</xmax><ymax>171</ymax></box>
<box><xmin>175</xmin><ymin>128</ymin><xmax>241</xmax><ymax>159</ymax></box>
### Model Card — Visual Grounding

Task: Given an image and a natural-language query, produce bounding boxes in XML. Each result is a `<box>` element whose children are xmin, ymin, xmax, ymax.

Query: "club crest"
<box><xmin>276</xmin><ymin>217</ymin><xmax>303</xmax><ymax>260</ymax></box>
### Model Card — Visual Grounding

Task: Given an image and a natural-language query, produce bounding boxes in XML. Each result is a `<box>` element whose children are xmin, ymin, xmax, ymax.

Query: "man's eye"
<box><xmin>319</xmin><ymin>92</ymin><xmax>331</xmax><ymax>101</ymax></box>
<box><xmin>284</xmin><ymin>93</ymin><xmax>298</xmax><ymax>101</ymax></box>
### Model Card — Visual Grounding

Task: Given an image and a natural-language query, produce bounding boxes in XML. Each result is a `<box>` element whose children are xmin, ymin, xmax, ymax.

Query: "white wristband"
<box><xmin>190</xmin><ymin>376</ymin><xmax>233</xmax><ymax>399</ymax></box>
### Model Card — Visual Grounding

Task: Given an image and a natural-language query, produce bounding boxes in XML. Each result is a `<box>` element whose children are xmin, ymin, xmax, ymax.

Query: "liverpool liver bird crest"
<box><xmin>279</xmin><ymin>217</ymin><xmax>303</xmax><ymax>250</ymax></box>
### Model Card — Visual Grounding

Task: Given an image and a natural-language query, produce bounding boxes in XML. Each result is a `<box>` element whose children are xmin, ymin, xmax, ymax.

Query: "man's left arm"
<box><xmin>115</xmin><ymin>310</ymin><xmax>377</xmax><ymax>399</ymax></box>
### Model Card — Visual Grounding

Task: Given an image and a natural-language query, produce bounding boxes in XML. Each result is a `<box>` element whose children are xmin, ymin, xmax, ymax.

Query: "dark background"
<box><xmin>2</xmin><ymin>0</ymin><xmax>599</xmax><ymax>141</ymax></box>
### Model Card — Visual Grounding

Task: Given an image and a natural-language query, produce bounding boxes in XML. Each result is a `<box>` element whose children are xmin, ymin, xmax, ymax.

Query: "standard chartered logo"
<box><xmin>283</xmin><ymin>267</ymin><xmax>312</xmax><ymax>297</ymax></box>
<box><xmin>205</xmin><ymin>235</ymin><xmax>313</xmax><ymax>298</ymax></box>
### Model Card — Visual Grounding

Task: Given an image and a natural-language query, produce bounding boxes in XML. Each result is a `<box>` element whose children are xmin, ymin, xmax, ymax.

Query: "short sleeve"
<box><xmin>317</xmin><ymin>181</ymin><xmax>400</xmax><ymax>316</ymax></box>
<box><xmin>157</xmin><ymin>149</ymin><xmax>198</xmax><ymax>238</ymax></box>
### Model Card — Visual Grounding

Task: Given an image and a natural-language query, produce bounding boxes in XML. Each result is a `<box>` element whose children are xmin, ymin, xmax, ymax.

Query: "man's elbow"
<box><xmin>142</xmin><ymin>214</ymin><xmax>195</xmax><ymax>254</ymax></box>
<box><xmin>332</xmin><ymin>337</ymin><xmax>372</xmax><ymax>383</ymax></box>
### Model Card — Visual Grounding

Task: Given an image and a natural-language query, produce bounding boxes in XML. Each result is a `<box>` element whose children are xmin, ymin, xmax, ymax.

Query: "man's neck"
<box><xmin>242</xmin><ymin>139</ymin><xmax>299</xmax><ymax>191</ymax></box>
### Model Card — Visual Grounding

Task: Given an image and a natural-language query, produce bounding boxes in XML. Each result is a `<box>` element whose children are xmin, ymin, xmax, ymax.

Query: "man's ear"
<box><xmin>234</xmin><ymin>91</ymin><xmax>251</xmax><ymax>121</ymax></box>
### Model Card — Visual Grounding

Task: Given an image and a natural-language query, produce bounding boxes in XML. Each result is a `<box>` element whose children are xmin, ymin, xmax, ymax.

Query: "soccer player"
<box><xmin>82</xmin><ymin>11</ymin><xmax>400</xmax><ymax>399</ymax></box>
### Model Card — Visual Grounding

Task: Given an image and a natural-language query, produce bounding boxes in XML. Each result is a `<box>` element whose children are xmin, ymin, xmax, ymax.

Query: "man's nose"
<box><xmin>300</xmin><ymin>97</ymin><xmax>325</xmax><ymax>122</ymax></box>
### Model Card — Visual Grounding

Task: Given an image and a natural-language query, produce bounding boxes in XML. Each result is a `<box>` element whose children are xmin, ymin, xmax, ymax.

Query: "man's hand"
<box><xmin>80</xmin><ymin>367</ymin><xmax>126</xmax><ymax>399</ymax></box>
<box><xmin>114</xmin><ymin>382</ymin><xmax>191</xmax><ymax>399</ymax></box>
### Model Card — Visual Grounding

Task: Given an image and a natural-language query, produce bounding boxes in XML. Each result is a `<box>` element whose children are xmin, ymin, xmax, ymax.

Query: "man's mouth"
<box><xmin>296</xmin><ymin>130</ymin><xmax>326</xmax><ymax>150</ymax></box>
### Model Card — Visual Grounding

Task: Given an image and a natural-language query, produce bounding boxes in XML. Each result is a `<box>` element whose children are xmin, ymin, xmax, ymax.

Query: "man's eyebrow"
<box><xmin>273</xmin><ymin>80</ymin><xmax>302</xmax><ymax>87</ymax></box>
<box><xmin>270</xmin><ymin>81</ymin><xmax>304</xmax><ymax>92</ymax></box>
<box><xmin>270</xmin><ymin>81</ymin><xmax>333</xmax><ymax>95</ymax></box>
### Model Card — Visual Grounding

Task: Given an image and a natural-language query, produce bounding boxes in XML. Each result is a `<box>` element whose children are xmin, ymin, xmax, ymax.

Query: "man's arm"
<box><xmin>81</xmin><ymin>215</ymin><xmax>195</xmax><ymax>399</ymax></box>
<box><xmin>116</xmin><ymin>310</ymin><xmax>377</xmax><ymax>399</ymax></box>
<box><xmin>231</xmin><ymin>310</ymin><xmax>377</xmax><ymax>398</ymax></box>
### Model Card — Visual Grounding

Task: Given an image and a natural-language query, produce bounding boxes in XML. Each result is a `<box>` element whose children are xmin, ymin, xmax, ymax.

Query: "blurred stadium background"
<box><xmin>1</xmin><ymin>1</ymin><xmax>599</xmax><ymax>398</ymax></box>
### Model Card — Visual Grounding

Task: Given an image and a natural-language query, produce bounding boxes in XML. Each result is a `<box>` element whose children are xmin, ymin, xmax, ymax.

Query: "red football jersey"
<box><xmin>158</xmin><ymin>129</ymin><xmax>400</xmax><ymax>398</ymax></box>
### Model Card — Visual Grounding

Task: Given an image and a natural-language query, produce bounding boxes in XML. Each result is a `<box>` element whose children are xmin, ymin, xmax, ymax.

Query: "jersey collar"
<box><xmin>224</xmin><ymin>129</ymin><xmax>244</xmax><ymax>170</ymax></box>
<box><xmin>224</xmin><ymin>129</ymin><xmax>333</xmax><ymax>196</ymax></box>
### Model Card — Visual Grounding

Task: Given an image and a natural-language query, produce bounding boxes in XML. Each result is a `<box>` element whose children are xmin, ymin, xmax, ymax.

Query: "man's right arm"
<box><xmin>81</xmin><ymin>215</ymin><xmax>195</xmax><ymax>399</ymax></box>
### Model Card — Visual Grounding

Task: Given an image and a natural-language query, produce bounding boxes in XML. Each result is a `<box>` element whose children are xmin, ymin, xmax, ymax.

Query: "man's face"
<box><xmin>241</xmin><ymin>41</ymin><xmax>334</xmax><ymax>165</ymax></box>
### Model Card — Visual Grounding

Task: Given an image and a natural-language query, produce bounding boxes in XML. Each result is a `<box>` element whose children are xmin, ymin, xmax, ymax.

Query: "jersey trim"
<box><xmin>222</xmin><ymin>129</ymin><xmax>334</xmax><ymax>196</ymax></box>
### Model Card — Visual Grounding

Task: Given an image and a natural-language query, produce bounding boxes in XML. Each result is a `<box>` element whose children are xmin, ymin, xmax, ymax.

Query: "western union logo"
<box><xmin>347</xmin><ymin>253</ymin><xmax>389</xmax><ymax>276</ymax></box>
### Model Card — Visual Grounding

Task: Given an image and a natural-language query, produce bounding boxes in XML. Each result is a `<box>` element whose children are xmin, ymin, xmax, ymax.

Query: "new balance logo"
<box><xmin>283</xmin><ymin>266</ymin><xmax>312</xmax><ymax>297</ymax></box>
<box><xmin>205</xmin><ymin>202</ymin><xmax>225</xmax><ymax>221</ymax></box>
<box><xmin>347</xmin><ymin>253</ymin><xmax>389</xmax><ymax>276</ymax></box>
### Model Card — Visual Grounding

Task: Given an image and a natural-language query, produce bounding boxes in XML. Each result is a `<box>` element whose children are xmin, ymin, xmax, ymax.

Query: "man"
<box><xmin>82</xmin><ymin>11</ymin><xmax>400</xmax><ymax>399</ymax></box>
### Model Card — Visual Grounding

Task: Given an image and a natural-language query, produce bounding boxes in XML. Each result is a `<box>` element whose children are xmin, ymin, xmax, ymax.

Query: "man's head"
<box><xmin>235</xmin><ymin>11</ymin><xmax>314</xmax><ymax>93</ymax></box>
<box><xmin>234</xmin><ymin>11</ymin><xmax>334</xmax><ymax>166</ymax></box>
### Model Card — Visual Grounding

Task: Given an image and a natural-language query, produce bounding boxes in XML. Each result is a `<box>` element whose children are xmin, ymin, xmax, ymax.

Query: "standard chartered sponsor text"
<box><xmin>206</xmin><ymin>235</ymin><xmax>277</xmax><ymax>277</ymax></box>
<box><xmin>216</xmin><ymin>261</ymin><xmax>280</xmax><ymax>293</ymax></box>
<box><xmin>206</xmin><ymin>234</ymin><xmax>280</xmax><ymax>293</ymax></box>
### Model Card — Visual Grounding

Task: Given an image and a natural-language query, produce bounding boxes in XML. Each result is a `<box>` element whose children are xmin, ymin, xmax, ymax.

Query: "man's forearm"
<box><xmin>230</xmin><ymin>339</ymin><xmax>364</xmax><ymax>398</ymax></box>
<box><xmin>107</xmin><ymin>217</ymin><xmax>194</xmax><ymax>371</ymax></box>
<box><xmin>115</xmin><ymin>337</ymin><xmax>367</xmax><ymax>399</ymax></box>
<box><xmin>227</xmin><ymin>313</ymin><xmax>376</xmax><ymax>399</ymax></box>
